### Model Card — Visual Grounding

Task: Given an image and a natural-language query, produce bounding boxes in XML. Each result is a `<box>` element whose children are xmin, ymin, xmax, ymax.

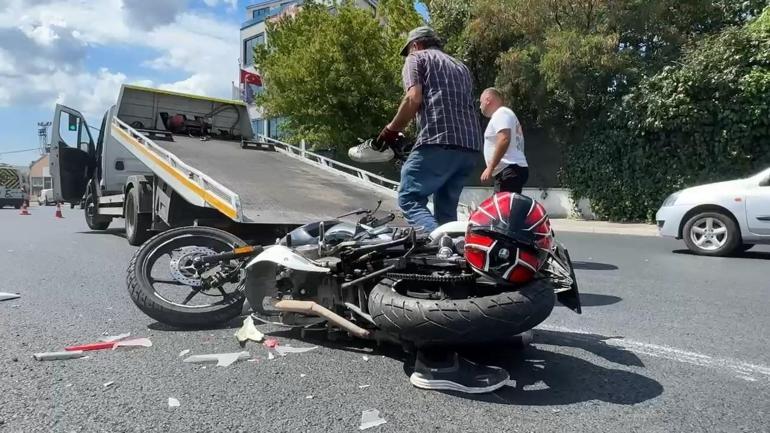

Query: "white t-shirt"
<box><xmin>483</xmin><ymin>107</ymin><xmax>527</xmax><ymax>175</ymax></box>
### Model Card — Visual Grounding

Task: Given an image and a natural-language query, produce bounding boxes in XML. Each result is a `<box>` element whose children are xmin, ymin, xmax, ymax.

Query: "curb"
<box><xmin>550</xmin><ymin>219</ymin><xmax>659</xmax><ymax>237</ymax></box>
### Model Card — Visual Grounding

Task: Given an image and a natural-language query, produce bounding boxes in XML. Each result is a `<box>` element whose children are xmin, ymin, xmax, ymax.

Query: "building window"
<box><xmin>243</xmin><ymin>33</ymin><xmax>265</xmax><ymax>67</ymax></box>
<box><xmin>31</xmin><ymin>177</ymin><xmax>43</xmax><ymax>188</ymax></box>
<box><xmin>252</xmin><ymin>7</ymin><xmax>269</xmax><ymax>19</ymax></box>
<box><xmin>44</xmin><ymin>177</ymin><xmax>52</xmax><ymax>189</ymax></box>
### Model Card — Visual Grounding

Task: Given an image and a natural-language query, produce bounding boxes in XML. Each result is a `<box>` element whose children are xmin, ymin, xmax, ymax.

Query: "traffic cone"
<box><xmin>19</xmin><ymin>201</ymin><xmax>31</xmax><ymax>216</ymax></box>
<box><xmin>55</xmin><ymin>202</ymin><xmax>64</xmax><ymax>219</ymax></box>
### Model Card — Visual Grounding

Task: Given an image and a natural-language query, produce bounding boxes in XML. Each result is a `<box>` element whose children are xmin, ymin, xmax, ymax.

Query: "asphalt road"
<box><xmin>1</xmin><ymin>206</ymin><xmax>769</xmax><ymax>433</ymax></box>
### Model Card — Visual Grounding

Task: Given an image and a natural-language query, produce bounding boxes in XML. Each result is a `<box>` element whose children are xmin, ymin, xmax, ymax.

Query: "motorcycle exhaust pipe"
<box><xmin>272</xmin><ymin>299</ymin><xmax>371</xmax><ymax>339</ymax></box>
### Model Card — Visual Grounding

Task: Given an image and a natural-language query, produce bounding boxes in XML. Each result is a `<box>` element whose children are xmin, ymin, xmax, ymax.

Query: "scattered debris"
<box><xmin>106</xmin><ymin>307</ymin><xmax>113</xmax><ymax>310</ymax></box>
<box><xmin>65</xmin><ymin>337</ymin><xmax>150</xmax><ymax>352</ymax></box>
<box><xmin>362</xmin><ymin>355</ymin><xmax>369</xmax><ymax>362</ymax></box>
<box><xmin>183</xmin><ymin>351</ymin><xmax>250</xmax><ymax>367</ymax></box>
<box><xmin>359</xmin><ymin>409</ymin><xmax>387</xmax><ymax>430</ymax></box>
<box><xmin>0</xmin><ymin>292</ymin><xmax>20</xmax><ymax>302</ymax></box>
<box><xmin>168</xmin><ymin>397</ymin><xmax>180</xmax><ymax>408</ymax></box>
<box><xmin>99</xmin><ymin>333</ymin><xmax>131</xmax><ymax>343</ymax></box>
<box><xmin>300</xmin><ymin>374</ymin><xmax>306</xmax><ymax>378</ymax></box>
<box><xmin>103</xmin><ymin>381</ymin><xmax>114</xmax><ymax>388</ymax></box>
<box><xmin>306</xmin><ymin>395</ymin><xmax>314</xmax><ymax>399</ymax></box>
<box><xmin>274</xmin><ymin>345</ymin><xmax>318</xmax><ymax>357</ymax></box>
<box><xmin>178</xmin><ymin>349</ymin><xmax>190</xmax><ymax>357</ymax></box>
<box><xmin>234</xmin><ymin>316</ymin><xmax>264</xmax><ymax>345</ymax></box>
<box><xmin>267</xmin><ymin>351</ymin><xmax>275</xmax><ymax>360</ymax></box>
<box><xmin>358</xmin><ymin>385</ymin><xmax>370</xmax><ymax>389</ymax></box>
<box><xmin>65</xmin><ymin>384</ymin><xmax>72</xmax><ymax>388</ymax></box>
<box><xmin>263</xmin><ymin>338</ymin><xmax>279</xmax><ymax>349</ymax></box>
<box><xmin>33</xmin><ymin>351</ymin><xmax>86</xmax><ymax>361</ymax></box>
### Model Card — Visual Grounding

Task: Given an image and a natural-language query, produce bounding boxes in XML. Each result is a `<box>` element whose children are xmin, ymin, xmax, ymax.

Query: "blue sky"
<box><xmin>0</xmin><ymin>0</ymin><xmax>429</xmax><ymax>167</ymax></box>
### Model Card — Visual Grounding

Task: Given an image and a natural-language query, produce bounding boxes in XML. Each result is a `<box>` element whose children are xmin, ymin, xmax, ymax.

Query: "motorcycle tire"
<box><xmin>368</xmin><ymin>277</ymin><xmax>555</xmax><ymax>346</ymax></box>
<box><xmin>126</xmin><ymin>226</ymin><xmax>247</xmax><ymax>328</ymax></box>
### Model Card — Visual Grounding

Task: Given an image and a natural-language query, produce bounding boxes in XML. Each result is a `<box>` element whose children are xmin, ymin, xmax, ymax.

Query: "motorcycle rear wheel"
<box><xmin>368</xmin><ymin>277</ymin><xmax>555</xmax><ymax>346</ymax></box>
<box><xmin>126</xmin><ymin>226</ymin><xmax>247</xmax><ymax>328</ymax></box>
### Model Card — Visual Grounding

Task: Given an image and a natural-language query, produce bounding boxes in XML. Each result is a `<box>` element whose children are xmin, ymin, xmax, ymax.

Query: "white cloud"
<box><xmin>0</xmin><ymin>0</ymin><xmax>240</xmax><ymax>117</ymax></box>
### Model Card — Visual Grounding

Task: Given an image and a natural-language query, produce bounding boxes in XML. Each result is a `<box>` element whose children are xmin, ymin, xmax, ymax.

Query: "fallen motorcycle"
<box><xmin>126</xmin><ymin>191</ymin><xmax>581</xmax><ymax>347</ymax></box>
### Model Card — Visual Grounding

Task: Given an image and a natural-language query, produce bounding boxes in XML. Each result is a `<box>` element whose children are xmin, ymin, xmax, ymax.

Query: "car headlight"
<box><xmin>662</xmin><ymin>191</ymin><xmax>681</xmax><ymax>207</ymax></box>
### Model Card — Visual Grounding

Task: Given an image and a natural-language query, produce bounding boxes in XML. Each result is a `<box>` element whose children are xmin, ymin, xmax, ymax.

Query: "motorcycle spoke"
<box><xmin>151</xmin><ymin>277</ymin><xmax>187</xmax><ymax>285</ymax></box>
<box><xmin>181</xmin><ymin>290</ymin><xmax>200</xmax><ymax>305</ymax></box>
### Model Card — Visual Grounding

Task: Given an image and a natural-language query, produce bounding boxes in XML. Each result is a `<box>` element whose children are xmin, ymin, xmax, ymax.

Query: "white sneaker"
<box><xmin>348</xmin><ymin>139</ymin><xmax>395</xmax><ymax>163</ymax></box>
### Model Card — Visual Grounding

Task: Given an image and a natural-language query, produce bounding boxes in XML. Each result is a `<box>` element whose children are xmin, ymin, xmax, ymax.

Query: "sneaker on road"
<box><xmin>410</xmin><ymin>352</ymin><xmax>510</xmax><ymax>394</ymax></box>
<box><xmin>348</xmin><ymin>139</ymin><xmax>394</xmax><ymax>163</ymax></box>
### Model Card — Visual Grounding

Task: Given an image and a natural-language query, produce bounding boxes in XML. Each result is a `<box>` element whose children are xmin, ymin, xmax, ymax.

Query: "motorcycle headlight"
<box><xmin>662</xmin><ymin>191</ymin><xmax>681</xmax><ymax>207</ymax></box>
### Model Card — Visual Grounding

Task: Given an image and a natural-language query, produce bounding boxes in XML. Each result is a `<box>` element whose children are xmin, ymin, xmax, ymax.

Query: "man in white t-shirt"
<box><xmin>479</xmin><ymin>88</ymin><xmax>529</xmax><ymax>193</ymax></box>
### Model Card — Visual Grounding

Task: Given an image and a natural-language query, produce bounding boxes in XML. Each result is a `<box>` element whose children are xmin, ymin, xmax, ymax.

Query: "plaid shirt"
<box><xmin>402</xmin><ymin>49</ymin><xmax>482</xmax><ymax>152</ymax></box>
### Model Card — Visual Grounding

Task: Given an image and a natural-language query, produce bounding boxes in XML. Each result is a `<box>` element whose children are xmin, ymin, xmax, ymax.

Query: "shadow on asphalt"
<box><xmin>556</xmin><ymin>293</ymin><xmax>622</xmax><ymax>308</ymax></box>
<box><xmin>572</xmin><ymin>261</ymin><xmax>619</xmax><ymax>271</ymax></box>
<box><xmin>672</xmin><ymin>249</ymin><xmax>770</xmax><ymax>260</ymax></box>
<box><xmin>76</xmin><ymin>228</ymin><xmax>126</xmax><ymax>239</ymax></box>
<box><xmin>268</xmin><ymin>327</ymin><xmax>663</xmax><ymax>406</ymax></box>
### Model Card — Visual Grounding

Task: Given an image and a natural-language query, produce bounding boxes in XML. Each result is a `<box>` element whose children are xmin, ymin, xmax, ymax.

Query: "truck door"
<box><xmin>50</xmin><ymin>104</ymin><xmax>95</xmax><ymax>203</ymax></box>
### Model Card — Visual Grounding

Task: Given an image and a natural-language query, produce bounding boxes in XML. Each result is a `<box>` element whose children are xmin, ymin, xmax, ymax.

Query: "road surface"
<box><xmin>1</xmin><ymin>207</ymin><xmax>768</xmax><ymax>432</ymax></box>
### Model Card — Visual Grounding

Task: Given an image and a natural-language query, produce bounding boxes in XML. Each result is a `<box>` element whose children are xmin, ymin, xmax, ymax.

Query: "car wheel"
<box><xmin>683</xmin><ymin>211</ymin><xmax>740</xmax><ymax>257</ymax></box>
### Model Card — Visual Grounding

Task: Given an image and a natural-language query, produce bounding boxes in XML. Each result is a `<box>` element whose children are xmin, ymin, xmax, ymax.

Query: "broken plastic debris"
<box><xmin>267</xmin><ymin>351</ymin><xmax>275</xmax><ymax>360</ymax></box>
<box><xmin>263</xmin><ymin>338</ymin><xmax>279</xmax><ymax>349</ymax></box>
<box><xmin>112</xmin><ymin>338</ymin><xmax>152</xmax><ymax>349</ymax></box>
<box><xmin>103</xmin><ymin>381</ymin><xmax>114</xmax><ymax>388</ymax></box>
<box><xmin>234</xmin><ymin>316</ymin><xmax>264</xmax><ymax>345</ymax></box>
<box><xmin>99</xmin><ymin>332</ymin><xmax>131</xmax><ymax>343</ymax></box>
<box><xmin>0</xmin><ymin>292</ymin><xmax>21</xmax><ymax>302</ymax></box>
<box><xmin>359</xmin><ymin>409</ymin><xmax>387</xmax><ymax>430</ymax></box>
<box><xmin>362</xmin><ymin>355</ymin><xmax>369</xmax><ymax>362</ymax></box>
<box><xmin>178</xmin><ymin>349</ymin><xmax>190</xmax><ymax>357</ymax></box>
<box><xmin>274</xmin><ymin>345</ymin><xmax>318</xmax><ymax>357</ymax></box>
<box><xmin>168</xmin><ymin>397</ymin><xmax>180</xmax><ymax>408</ymax></box>
<box><xmin>300</xmin><ymin>374</ymin><xmax>306</xmax><ymax>378</ymax></box>
<box><xmin>33</xmin><ymin>351</ymin><xmax>86</xmax><ymax>361</ymax></box>
<box><xmin>358</xmin><ymin>385</ymin><xmax>370</xmax><ymax>389</ymax></box>
<box><xmin>64</xmin><ymin>337</ymin><xmax>150</xmax><ymax>352</ymax></box>
<box><xmin>306</xmin><ymin>395</ymin><xmax>314</xmax><ymax>399</ymax></box>
<box><xmin>183</xmin><ymin>351</ymin><xmax>250</xmax><ymax>367</ymax></box>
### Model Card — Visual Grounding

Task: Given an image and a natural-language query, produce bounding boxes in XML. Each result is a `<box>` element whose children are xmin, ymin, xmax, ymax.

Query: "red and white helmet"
<box><xmin>464</xmin><ymin>192</ymin><xmax>554</xmax><ymax>284</ymax></box>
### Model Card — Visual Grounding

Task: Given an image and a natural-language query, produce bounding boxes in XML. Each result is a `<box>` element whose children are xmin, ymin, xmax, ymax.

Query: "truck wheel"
<box><xmin>125</xmin><ymin>187</ymin><xmax>152</xmax><ymax>246</ymax></box>
<box><xmin>84</xmin><ymin>193</ymin><xmax>111</xmax><ymax>230</ymax></box>
<box><xmin>368</xmin><ymin>277</ymin><xmax>555</xmax><ymax>347</ymax></box>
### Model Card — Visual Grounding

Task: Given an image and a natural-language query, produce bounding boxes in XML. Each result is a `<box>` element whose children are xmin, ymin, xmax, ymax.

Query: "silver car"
<box><xmin>656</xmin><ymin>167</ymin><xmax>770</xmax><ymax>256</ymax></box>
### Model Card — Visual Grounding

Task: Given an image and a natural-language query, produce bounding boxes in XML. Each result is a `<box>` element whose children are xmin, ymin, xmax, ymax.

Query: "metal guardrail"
<box><xmin>255</xmin><ymin>134</ymin><xmax>473</xmax><ymax>216</ymax></box>
<box><xmin>256</xmin><ymin>135</ymin><xmax>400</xmax><ymax>196</ymax></box>
<box><xmin>113</xmin><ymin>118</ymin><xmax>244</xmax><ymax>220</ymax></box>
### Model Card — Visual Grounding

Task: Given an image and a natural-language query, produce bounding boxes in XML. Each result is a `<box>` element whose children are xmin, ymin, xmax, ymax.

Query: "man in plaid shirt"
<box><xmin>355</xmin><ymin>27</ymin><xmax>510</xmax><ymax>395</ymax></box>
<box><xmin>368</xmin><ymin>27</ymin><xmax>482</xmax><ymax>233</ymax></box>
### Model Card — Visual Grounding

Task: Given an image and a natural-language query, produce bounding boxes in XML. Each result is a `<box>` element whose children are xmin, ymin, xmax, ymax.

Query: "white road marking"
<box><xmin>538</xmin><ymin>325</ymin><xmax>770</xmax><ymax>382</ymax></box>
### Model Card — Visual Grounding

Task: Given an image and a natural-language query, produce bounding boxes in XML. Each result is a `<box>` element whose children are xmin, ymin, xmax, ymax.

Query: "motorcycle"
<box><xmin>127</xmin><ymin>203</ymin><xmax>581</xmax><ymax>347</ymax></box>
<box><xmin>126</xmin><ymin>137</ymin><xmax>581</xmax><ymax>348</ymax></box>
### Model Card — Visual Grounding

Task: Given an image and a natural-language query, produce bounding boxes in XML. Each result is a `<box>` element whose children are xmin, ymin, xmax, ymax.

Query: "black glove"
<box><xmin>375</xmin><ymin>125</ymin><xmax>400</xmax><ymax>150</ymax></box>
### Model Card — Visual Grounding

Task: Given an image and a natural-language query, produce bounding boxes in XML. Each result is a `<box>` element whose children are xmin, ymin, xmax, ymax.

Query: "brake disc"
<box><xmin>168</xmin><ymin>246</ymin><xmax>218</xmax><ymax>287</ymax></box>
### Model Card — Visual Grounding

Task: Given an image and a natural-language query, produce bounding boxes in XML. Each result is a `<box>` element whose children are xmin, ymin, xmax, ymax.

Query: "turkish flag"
<box><xmin>240</xmin><ymin>69</ymin><xmax>262</xmax><ymax>86</ymax></box>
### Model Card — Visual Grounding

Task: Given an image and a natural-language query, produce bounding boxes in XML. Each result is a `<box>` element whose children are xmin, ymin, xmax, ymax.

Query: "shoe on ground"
<box><xmin>410</xmin><ymin>352</ymin><xmax>510</xmax><ymax>394</ymax></box>
<box><xmin>348</xmin><ymin>139</ymin><xmax>394</xmax><ymax>163</ymax></box>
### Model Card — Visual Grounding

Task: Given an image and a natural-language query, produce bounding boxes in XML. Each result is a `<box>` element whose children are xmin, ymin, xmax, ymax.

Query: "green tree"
<box><xmin>563</xmin><ymin>7</ymin><xmax>770</xmax><ymax>221</ymax></box>
<box><xmin>253</xmin><ymin>0</ymin><xmax>422</xmax><ymax>152</ymax></box>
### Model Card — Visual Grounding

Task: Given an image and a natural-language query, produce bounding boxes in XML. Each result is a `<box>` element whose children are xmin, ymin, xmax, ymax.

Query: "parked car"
<box><xmin>38</xmin><ymin>188</ymin><xmax>54</xmax><ymax>206</ymax></box>
<box><xmin>656</xmin><ymin>167</ymin><xmax>770</xmax><ymax>256</ymax></box>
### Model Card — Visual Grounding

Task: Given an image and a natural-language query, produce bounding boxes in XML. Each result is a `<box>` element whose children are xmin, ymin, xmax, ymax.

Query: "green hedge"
<box><xmin>563</xmin><ymin>8</ymin><xmax>770</xmax><ymax>222</ymax></box>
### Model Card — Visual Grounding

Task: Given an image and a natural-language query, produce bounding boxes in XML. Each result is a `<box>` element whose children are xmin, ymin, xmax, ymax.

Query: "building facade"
<box><xmin>28</xmin><ymin>154</ymin><xmax>51</xmax><ymax>199</ymax></box>
<box><xmin>239</xmin><ymin>0</ymin><xmax>377</xmax><ymax>139</ymax></box>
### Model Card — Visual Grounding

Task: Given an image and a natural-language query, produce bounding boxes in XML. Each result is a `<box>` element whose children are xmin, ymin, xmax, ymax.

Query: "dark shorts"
<box><xmin>494</xmin><ymin>164</ymin><xmax>529</xmax><ymax>194</ymax></box>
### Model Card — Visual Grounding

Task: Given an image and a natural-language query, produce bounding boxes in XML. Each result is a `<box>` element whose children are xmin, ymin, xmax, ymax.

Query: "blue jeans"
<box><xmin>398</xmin><ymin>145</ymin><xmax>477</xmax><ymax>233</ymax></box>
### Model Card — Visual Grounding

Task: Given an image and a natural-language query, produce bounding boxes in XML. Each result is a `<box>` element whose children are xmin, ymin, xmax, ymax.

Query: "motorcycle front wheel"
<box><xmin>126</xmin><ymin>226</ymin><xmax>248</xmax><ymax>328</ymax></box>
